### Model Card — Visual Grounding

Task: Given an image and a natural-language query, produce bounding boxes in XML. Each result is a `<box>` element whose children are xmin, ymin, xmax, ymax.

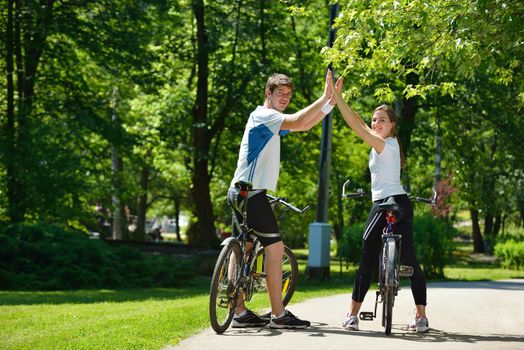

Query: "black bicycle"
<box><xmin>342</xmin><ymin>179</ymin><xmax>436</xmax><ymax>335</ymax></box>
<box><xmin>209</xmin><ymin>182</ymin><xmax>309</xmax><ymax>334</ymax></box>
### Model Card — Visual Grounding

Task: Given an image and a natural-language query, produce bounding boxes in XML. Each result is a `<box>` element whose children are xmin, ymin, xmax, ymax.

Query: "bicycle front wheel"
<box><xmin>209</xmin><ymin>242</ymin><xmax>242</xmax><ymax>334</ymax></box>
<box><xmin>252</xmin><ymin>245</ymin><xmax>298</xmax><ymax>307</ymax></box>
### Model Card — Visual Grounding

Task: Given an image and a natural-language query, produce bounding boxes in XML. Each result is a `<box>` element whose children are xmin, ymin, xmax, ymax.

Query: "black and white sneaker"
<box><xmin>260</xmin><ymin>311</ymin><xmax>271</xmax><ymax>321</ymax></box>
<box><xmin>270</xmin><ymin>310</ymin><xmax>310</xmax><ymax>329</ymax></box>
<box><xmin>231</xmin><ymin>310</ymin><xmax>269</xmax><ymax>328</ymax></box>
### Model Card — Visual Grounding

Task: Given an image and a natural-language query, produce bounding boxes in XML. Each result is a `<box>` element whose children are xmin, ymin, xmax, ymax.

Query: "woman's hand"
<box><xmin>329</xmin><ymin>76</ymin><xmax>344</xmax><ymax>105</ymax></box>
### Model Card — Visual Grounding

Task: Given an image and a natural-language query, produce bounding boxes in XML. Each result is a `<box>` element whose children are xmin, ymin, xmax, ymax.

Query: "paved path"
<box><xmin>170</xmin><ymin>279</ymin><xmax>524</xmax><ymax>350</ymax></box>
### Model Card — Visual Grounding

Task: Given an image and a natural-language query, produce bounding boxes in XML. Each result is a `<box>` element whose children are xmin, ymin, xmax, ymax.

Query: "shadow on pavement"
<box><xmin>428</xmin><ymin>279</ymin><xmax>524</xmax><ymax>291</ymax></box>
<box><xmin>391</xmin><ymin>327</ymin><xmax>524</xmax><ymax>344</ymax></box>
<box><xmin>215</xmin><ymin>322</ymin><xmax>524</xmax><ymax>345</ymax></box>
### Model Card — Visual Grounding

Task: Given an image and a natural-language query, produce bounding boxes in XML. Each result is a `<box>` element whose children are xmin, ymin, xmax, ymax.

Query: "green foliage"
<box><xmin>0</xmin><ymin>0</ymin><xmax>522</xmax><ymax>254</ymax></box>
<box><xmin>338</xmin><ymin>222</ymin><xmax>365</xmax><ymax>264</ymax></box>
<box><xmin>413</xmin><ymin>214</ymin><xmax>457</xmax><ymax>278</ymax></box>
<box><xmin>494</xmin><ymin>240</ymin><xmax>524</xmax><ymax>270</ymax></box>
<box><xmin>328</xmin><ymin>0</ymin><xmax>524</xmax><ymax>100</ymax></box>
<box><xmin>0</xmin><ymin>223</ymin><xmax>195</xmax><ymax>290</ymax></box>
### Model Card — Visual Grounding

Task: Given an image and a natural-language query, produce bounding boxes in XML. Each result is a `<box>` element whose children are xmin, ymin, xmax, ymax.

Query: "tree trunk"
<box><xmin>5</xmin><ymin>0</ymin><xmax>21</xmax><ymax>223</ymax></box>
<box><xmin>334</xmin><ymin>171</ymin><xmax>344</xmax><ymax>243</ymax></box>
<box><xmin>484</xmin><ymin>213</ymin><xmax>493</xmax><ymax>236</ymax></box>
<box><xmin>470</xmin><ymin>208</ymin><xmax>485</xmax><ymax>253</ymax></box>
<box><xmin>111</xmin><ymin>147</ymin><xmax>125</xmax><ymax>240</ymax></box>
<box><xmin>4</xmin><ymin>0</ymin><xmax>54</xmax><ymax>222</ymax></box>
<box><xmin>174</xmin><ymin>197</ymin><xmax>182</xmax><ymax>241</ymax></box>
<box><xmin>190</xmin><ymin>0</ymin><xmax>217</xmax><ymax>249</ymax></box>
<box><xmin>135</xmin><ymin>165</ymin><xmax>150</xmax><ymax>241</ymax></box>
<box><xmin>111</xmin><ymin>87</ymin><xmax>127</xmax><ymax>240</ymax></box>
<box><xmin>398</xmin><ymin>72</ymin><xmax>419</xmax><ymax>192</ymax></box>
<box><xmin>259</xmin><ymin>0</ymin><xmax>267</xmax><ymax>65</ymax></box>
<box><xmin>493</xmin><ymin>214</ymin><xmax>501</xmax><ymax>236</ymax></box>
<box><xmin>434</xmin><ymin>109</ymin><xmax>442</xmax><ymax>185</ymax></box>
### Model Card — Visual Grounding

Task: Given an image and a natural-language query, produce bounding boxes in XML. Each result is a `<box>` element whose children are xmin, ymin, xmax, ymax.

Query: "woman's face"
<box><xmin>371</xmin><ymin>110</ymin><xmax>395</xmax><ymax>138</ymax></box>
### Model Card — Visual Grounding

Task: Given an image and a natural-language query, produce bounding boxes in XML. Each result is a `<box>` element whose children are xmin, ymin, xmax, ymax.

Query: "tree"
<box><xmin>327</xmin><ymin>0</ymin><xmax>524</xmax><ymax>252</ymax></box>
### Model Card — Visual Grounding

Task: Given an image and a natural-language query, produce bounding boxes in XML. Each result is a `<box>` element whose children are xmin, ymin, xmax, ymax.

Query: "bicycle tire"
<box><xmin>384</xmin><ymin>239</ymin><xmax>396</xmax><ymax>335</ymax></box>
<box><xmin>384</xmin><ymin>287</ymin><xmax>394</xmax><ymax>335</ymax></box>
<box><xmin>385</xmin><ymin>238</ymin><xmax>396</xmax><ymax>288</ymax></box>
<box><xmin>281</xmin><ymin>246</ymin><xmax>298</xmax><ymax>306</ymax></box>
<box><xmin>209</xmin><ymin>242</ymin><xmax>242</xmax><ymax>334</ymax></box>
<box><xmin>251</xmin><ymin>245</ymin><xmax>298</xmax><ymax>307</ymax></box>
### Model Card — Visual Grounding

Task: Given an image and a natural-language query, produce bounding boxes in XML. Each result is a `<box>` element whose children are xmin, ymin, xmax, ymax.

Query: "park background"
<box><xmin>1</xmin><ymin>0</ymin><xmax>523</xmax><ymax>349</ymax></box>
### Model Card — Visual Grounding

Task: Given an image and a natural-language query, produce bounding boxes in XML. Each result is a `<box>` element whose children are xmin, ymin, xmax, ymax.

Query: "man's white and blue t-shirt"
<box><xmin>231</xmin><ymin>106</ymin><xmax>288</xmax><ymax>191</ymax></box>
<box><xmin>369</xmin><ymin>137</ymin><xmax>406</xmax><ymax>201</ymax></box>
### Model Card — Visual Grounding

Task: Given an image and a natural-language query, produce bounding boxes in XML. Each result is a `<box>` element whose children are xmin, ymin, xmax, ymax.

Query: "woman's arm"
<box><xmin>331</xmin><ymin>76</ymin><xmax>386</xmax><ymax>153</ymax></box>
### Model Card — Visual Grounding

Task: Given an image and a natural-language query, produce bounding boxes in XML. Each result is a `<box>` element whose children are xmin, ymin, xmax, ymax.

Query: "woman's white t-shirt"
<box><xmin>369</xmin><ymin>137</ymin><xmax>406</xmax><ymax>201</ymax></box>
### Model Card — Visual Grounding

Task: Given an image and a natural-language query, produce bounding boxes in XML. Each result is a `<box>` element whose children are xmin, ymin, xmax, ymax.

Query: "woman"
<box><xmin>331</xmin><ymin>77</ymin><xmax>429</xmax><ymax>333</ymax></box>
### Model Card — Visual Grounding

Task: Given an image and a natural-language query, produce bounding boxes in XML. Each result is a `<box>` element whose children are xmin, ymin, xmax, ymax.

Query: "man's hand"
<box><xmin>323</xmin><ymin>70</ymin><xmax>334</xmax><ymax>101</ymax></box>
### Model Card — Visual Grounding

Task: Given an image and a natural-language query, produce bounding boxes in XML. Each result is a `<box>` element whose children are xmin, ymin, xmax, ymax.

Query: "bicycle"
<box><xmin>209</xmin><ymin>182</ymin><xmax>310</xmax><ymax>334</ymax></box>
<box><xmin>341</xmin><ymin>179</ymin><xmax>436</xmax><ymax>335</ymax></box>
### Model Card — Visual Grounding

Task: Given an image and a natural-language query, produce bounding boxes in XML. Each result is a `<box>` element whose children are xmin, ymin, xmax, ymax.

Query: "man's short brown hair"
<box><xmin>265</xmin><ymin>73</ymin><xmax>293</xmax><ymax>94</ymax></box>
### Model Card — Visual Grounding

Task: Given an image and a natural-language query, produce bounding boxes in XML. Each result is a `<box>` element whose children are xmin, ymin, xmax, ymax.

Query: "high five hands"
<box><xmin>325</xmin><ymin>70</ymin><xmax>344</xmax><ymax>107</ymax></box>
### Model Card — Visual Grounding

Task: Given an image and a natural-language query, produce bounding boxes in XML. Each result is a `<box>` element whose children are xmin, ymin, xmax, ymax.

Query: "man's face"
<box><xmin>266</xmin><ymin>85</ymin><xmax>292</xmax><ymax>112</ymax></box>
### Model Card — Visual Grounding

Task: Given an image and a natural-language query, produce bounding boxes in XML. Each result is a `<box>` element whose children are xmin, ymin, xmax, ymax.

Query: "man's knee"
<box><xmin>264</xmin><ymin>240</ymin><xmax>284</xmax><ymax>257</ymax></box>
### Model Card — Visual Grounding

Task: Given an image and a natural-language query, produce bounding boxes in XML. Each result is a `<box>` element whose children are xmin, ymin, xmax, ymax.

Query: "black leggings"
<box><xmin>351</xmin><ymin>194</ymin><xmax>427</xmax><ymax>306</ymax></box>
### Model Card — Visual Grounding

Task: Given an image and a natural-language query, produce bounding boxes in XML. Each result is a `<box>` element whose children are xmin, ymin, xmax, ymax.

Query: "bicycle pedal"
<box><xmin>359</xmin><ymin>312</ymin><xmax>374</xmax><ymax>321</ymax></box>
<box><xmin>400</xmin><ymin>265</ymin><xmax>414</xmax><ymax>277</ymax></box>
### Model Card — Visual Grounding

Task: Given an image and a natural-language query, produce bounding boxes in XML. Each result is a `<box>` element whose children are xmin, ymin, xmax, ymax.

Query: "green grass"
<box><xmin>2</xmin><ymin>243</ymin><xmax>524</xmax><ymax>350</ymax></box>
<box><xmin>0</xmin><ymin>278</ymin><xmax>211</xmax><ymax>350</ymax></box>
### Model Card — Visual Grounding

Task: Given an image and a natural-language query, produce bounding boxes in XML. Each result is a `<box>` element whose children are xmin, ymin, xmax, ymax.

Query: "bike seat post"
<box><xmin>236</xmin><ymin>182</ymin><xmax>252</xmax><ymax>253</ymax></box>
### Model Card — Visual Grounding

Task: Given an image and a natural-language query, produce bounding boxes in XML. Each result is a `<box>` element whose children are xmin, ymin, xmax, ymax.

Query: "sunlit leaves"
<box><xmin>327</xmin><ymin>0</ymin><xmax>523</xmax><ymax>101</ymax></box>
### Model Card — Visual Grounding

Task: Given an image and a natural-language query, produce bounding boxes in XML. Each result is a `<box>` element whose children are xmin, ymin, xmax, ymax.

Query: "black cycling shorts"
<box><xmin>227</xmin><ymin>187</ymin><xmax>282</xmax><ymax>247</ymax></box>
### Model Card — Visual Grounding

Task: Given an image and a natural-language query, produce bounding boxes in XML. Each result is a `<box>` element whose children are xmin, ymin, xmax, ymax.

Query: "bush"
<box><xmin>338</xmin><ymin>222</ymin><xmax>365</xmax><ymax>266</ymax></box>
<box><xmin>413</xmin><ymin>214</ymin><xmax>457</xmax><ymax>278</ymax></box>
<box><xmin>0</xmin><ymin>223</ymin><xmax>197</xmax><ymax>290</ymax></box>
<box><xmin>338</xmin><ymin>214</ymin><xmax>456</xmax><ymax>279</ymax></box>
<box><xmin>494</xmin><ymin>240</ymin><xmax>524</xmax><ymax>270</ymax></box>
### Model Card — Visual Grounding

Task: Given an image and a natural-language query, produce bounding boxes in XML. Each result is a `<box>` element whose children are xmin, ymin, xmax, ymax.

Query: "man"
<box><xmin>228</xmin><ymin>71</ymin><xmax>338</xmax><ymax>329</ymax></box>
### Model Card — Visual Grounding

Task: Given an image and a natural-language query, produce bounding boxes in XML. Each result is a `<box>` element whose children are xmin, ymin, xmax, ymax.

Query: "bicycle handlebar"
<box><xmin>341</xmin><ymin>178</ymin><xmax>437</xmax><ymax>205</ymax></box>
<box><xmin>266</xmin><ymin>194</ymin><xmax>310</xmax><ymax>214</ymax></box>
<box><xmin>341</xmin><ymin>179</ymin><xmax>370</xmax><ymax>199</ymax></box>
<box><xmin>409</xmin><ymin>187</ymin><xmax>437</xmax><ymax>206</ymax></box>
<box><xmin>342</xmin><ymin>188</ymin><xmax>369</xmax><ymax>199</ymax></box>
<box><xmin>410</xmin><ymin>196</ymin><xmax>433</xmax><ymax>204</ymax></box>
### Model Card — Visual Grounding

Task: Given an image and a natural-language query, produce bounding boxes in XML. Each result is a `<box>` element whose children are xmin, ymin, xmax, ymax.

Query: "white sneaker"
<box><xmin>409</xmin><ymin>317</ymin><xmax>429</xmax><ymax>333</ymax></box>
<box><xmin>342</xmin><ymin>314</ymin><xmax>359</xmax><ymax>331</ymax></box>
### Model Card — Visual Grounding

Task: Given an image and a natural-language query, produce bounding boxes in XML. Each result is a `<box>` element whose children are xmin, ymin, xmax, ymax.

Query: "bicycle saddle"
<box><xmin>234</xmin><ymin>181</ymin><xmax>253</xmax><ymax>191</ymax></box>
<box><xmin>378</xmin><ymin>197</ymin><xmax>402</xmax><ymax>218</ymax></box>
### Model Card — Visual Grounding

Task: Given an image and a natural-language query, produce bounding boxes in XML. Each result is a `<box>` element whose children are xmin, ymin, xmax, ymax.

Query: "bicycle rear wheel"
<box><xmin>209</xmin><ymin>242</ymin><xmax>242</xmax><ymax>334</ymax></box>
<box><xmin>383</xmin><ymin>239</ymin><xmax>396</xmax><ymax>335</ymax></box>
<box><xmin>384</xmin><ymin>287</ymin><xmax>394</xmax><ymax>335</ymax></box>
<box><xmin>252</xmin><ymin>245</ymin><xmax>298</xmax><ymax>307</ymax></box>
<box><xmin>385</xmin><ymin>238</ymin><xmax>396</xmax><ymax>287</ymax></box>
